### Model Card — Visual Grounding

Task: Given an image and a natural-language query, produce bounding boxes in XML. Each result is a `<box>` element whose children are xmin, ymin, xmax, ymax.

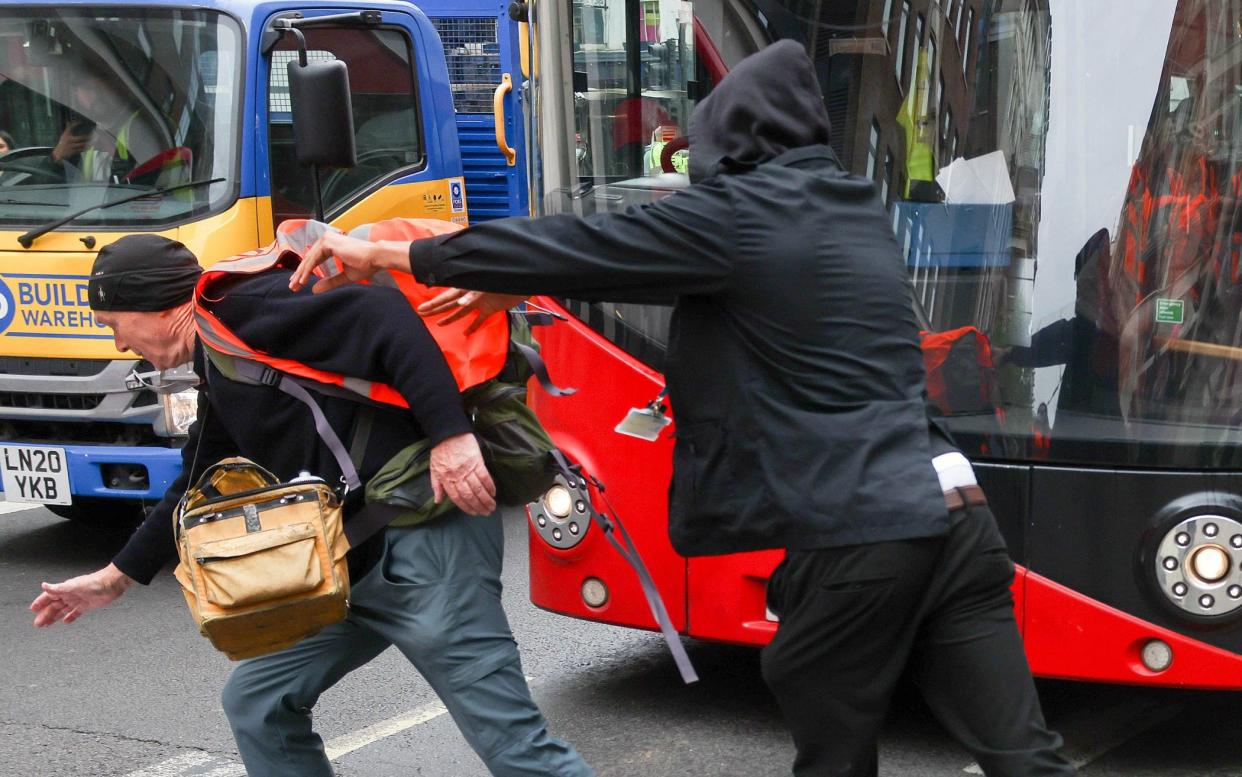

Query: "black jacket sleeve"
<box><xmin>409</xmin><ymin>178</ymin><xmax>737</xmax><ymax>304</ymax></box>
<box><xmin>1005</xmin><ymin>317</ymin><xmax>1075</xmax><ymax>368</ymax></box>
<box><xmin>111</xmin><ymin>381</ymin><xmax>235</xmax><ymax>584</ymax></box>
<box><xmin>216</xmin><ymin>274</ymin><xmax>472</xmax><ymax>446</ymax></box>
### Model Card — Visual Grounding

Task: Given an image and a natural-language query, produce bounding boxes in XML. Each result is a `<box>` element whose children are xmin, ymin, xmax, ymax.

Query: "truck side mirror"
<box><xmin>287</xmin><ymin>58</ymin><xmax>357</xmax><ymax>169</ymax></box>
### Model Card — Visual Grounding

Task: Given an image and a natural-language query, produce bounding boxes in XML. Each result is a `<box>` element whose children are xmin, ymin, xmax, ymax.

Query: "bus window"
<box><xmin>570</xmin><ymin>0</ymin><xmax>695</xmax><ymax>187</ymax></box>
<box><xmin>266</xmin><ymin>26</ymin><xmax>424</xmax><ymax>227</ymax></box>
<box><xmin>751</xmin><ymin>0</ymin><xmax>1242</xmax><ymax>469</ymax></box>
<box><xmin>548</xmin><ymin>0</ymin><xmax>700</xmax><ymax>369</ymax></box>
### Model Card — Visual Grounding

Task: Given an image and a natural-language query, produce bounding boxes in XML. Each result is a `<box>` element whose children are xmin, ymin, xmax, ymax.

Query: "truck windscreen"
<box><xmin>0</xmin><ymin>8</ymin><xmax>241</xmax><ymax>228</ymax></box>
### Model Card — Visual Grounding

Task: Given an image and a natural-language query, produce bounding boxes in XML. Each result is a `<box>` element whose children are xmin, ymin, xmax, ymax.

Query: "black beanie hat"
<box><xmin>89</xmin><ymin>235</ymin><xmax>202</xmax><ymax>312</ymax></box>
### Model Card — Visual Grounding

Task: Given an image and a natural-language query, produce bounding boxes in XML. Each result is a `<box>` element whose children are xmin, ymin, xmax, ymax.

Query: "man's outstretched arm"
<box><xmin>291</xmin><ymin>177</ymin><xmax>738</xmax><ymax>304</ymax></box>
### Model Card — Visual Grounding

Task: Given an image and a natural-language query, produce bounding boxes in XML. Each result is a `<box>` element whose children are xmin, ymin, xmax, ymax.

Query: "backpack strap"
<box><xmin>349</xmin><ymin>407</ymin><xmax>375</xmax><ymax>472</ymax></box>
<box><xmin>203</xmin><ymin>348</ymin><xmax>410</xmax><ymax>549</ymax></box>
<box><xmin>512</xmin><ymin>341</ymin><xmax>576</xmax><ymax>397</ymax></box>
<box><xmin>342</xmin><ymin>500</ymin><xmax>405</xmax><ymax>547</ymax></box>
<box><xmin>226</xmin><ymin>356</ymin><xmax>363</xmax><ymax>493</ymax></box>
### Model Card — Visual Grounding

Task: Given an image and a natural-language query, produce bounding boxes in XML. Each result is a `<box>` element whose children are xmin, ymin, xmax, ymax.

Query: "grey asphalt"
<box><xmin>2</xmin><ymin>505</ymin><xmax>1240</xmax><ymax>777</ymax></box>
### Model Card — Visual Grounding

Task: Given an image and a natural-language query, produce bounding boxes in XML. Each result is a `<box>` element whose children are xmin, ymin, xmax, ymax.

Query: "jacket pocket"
<box><xmin>671</xmin><ymin>423</ymin><xmax>717</xmax><ymax>517</ymax></box>
<box><xmin>671</xmin><ymin>422</ymin><xmax>763</xmax><ymax>528</ymax></box>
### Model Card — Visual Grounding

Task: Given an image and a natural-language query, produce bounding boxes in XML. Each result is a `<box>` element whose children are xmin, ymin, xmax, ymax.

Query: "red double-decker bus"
<box><xmin>519</xmin><ymin>0</ymin><xmax>1242</xmax><ymax>688</ymax></box>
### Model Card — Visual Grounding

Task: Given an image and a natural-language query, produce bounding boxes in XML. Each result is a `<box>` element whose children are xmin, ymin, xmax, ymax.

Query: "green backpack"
<box><xmin>366</xmin><ymin>315</ymin><xmax>562</xmax><ymax>525</ymax></box>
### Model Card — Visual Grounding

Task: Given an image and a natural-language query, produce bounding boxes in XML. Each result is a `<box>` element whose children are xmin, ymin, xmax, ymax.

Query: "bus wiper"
<box><xmin>17</xmin><ymin>177</ymin><xmax>226</xmax><ymax>249</ymax></box>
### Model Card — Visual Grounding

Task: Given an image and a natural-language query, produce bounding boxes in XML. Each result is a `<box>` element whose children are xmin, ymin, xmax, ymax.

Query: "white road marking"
<box><xmin>324</xmin><ymin>698</ymin><xmax>449</xmax><ymax>759</ymax></box>
<box><xmin>122</xmin><ymin>697</ymin><xmax>455</xmax><ymax>776</ymax></box>
<box><xmin>962</xmin><ymin>697</ymin><xmax>1184</xmax><ymax>773</ymax></box>
<box><xmin>121</xmin><ymin>752</ymin><xmax>217</xmax><ymax>777</ymax></box>
<box><xmin>0</xmin><ymin>499</ymin><xmax>40</xmax><ymax>515</ymax></box>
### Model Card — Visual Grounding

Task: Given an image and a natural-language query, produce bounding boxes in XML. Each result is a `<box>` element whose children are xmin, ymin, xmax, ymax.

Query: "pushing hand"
<box><xmin>290</xmin><ymin>233</ymin><xmax>396</xmax><ymax>294</ymax></box>
<box><xmin>418</xmin><ymin>289</ymin><xmax>529</xmax><ymax>334</ymax></box>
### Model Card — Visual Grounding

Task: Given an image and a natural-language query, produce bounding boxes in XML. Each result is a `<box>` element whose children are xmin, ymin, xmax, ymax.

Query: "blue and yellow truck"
<box><xmin>0</xmin><ymin>0</ymin><xmax>525</xmax><ymax>521</ymax></box>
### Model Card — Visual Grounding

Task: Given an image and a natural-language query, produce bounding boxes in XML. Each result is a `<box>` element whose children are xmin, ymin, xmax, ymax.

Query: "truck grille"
<box><xmin>0</xmin><ymin>357</ymin><xmax>111</xmax><ymax>377</ymax></box>
<box><xmin>0</xmin><ymin>419</ymin><xmax>174</xmax><ymax>447</ymax></box>
<box><xmin>430</xmin><ymin>17</ymin><xmax>500</xmax><ymax>114</ymax></box>
<box><xmin>0</xmin><ymin>392</ymin><xmax>105</xmax><ymax>411</ymax></box>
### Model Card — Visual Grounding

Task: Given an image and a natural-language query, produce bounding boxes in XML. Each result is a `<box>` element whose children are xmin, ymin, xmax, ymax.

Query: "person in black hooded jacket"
<box><xmin>291</xmin><ymin>41</ymin><xmax>1076</xmax><ymax>777</ymax></box>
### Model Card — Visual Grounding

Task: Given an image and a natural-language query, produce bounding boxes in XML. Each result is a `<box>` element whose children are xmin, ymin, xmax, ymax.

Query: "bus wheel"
<box><xmin>47</xmin><ymin>498</ymin><xmax>146</xmax><ymax>530</ymax></box>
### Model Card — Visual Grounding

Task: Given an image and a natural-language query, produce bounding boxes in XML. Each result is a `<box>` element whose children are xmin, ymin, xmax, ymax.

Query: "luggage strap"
<box><xmin>221</xmin><ymin>357</ymin><xmax>403</xmax><ymax>548</ymax></box>
<box><xmin>513</xmin><ymin>341</ymin><xmax>576</xmax><ymax>397</ymax></box>
<box><xmin>549</xmin><ymin>449</ymin><xmax>699</xmax><ymax>685</ymax></box>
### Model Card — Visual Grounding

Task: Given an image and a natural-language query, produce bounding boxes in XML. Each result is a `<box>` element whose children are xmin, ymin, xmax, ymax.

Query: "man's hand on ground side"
<box><xmin>429</xmin><ymin>432</ymin><xmax>497</xmax><ymax>516</ymax></box>
<box><xmin>31</xmin><ymin>563</ymin><xmax>133</xmax><ymax>627</ymax></box>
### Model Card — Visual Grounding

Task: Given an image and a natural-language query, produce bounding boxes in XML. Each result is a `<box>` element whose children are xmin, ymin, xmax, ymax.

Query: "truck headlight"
<box><xmin>162</xmin><ymin>388</ymin><xmax>199</xmax><ymax>437</ymax></box>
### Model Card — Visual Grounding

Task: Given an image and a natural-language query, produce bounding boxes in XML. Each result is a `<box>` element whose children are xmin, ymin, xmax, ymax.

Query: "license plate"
<box><xmin>0</xmin><ymin>445</ymin><xmax>71</xmax><ymax>505</ymax></box>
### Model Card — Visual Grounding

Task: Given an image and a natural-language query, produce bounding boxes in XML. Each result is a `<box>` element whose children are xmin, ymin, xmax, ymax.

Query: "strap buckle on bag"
<box><xmin>256</xmin><ymin>366</ymin><xmax>281</xmax><ymax>387</ymax></box>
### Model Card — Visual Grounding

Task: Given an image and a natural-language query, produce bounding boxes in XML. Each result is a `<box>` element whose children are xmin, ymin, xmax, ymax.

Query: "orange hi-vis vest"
<box><xmin>194</xmin><ymin>217</ymin><xmax>510</xmax><ymax>409</ymax></box>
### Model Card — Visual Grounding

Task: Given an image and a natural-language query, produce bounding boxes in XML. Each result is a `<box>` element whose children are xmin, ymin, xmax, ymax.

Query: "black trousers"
<box><xmin>761</xmin><ymin>504</ymin><xmax>1076</xmax><ymax>777</ymax></box>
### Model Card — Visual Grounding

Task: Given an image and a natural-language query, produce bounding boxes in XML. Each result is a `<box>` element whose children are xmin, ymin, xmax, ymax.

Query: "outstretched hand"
<box><xmin>31</xmin><ymin>564</ymin><xmax>132</xmax><ymax>627</ymax></box>
<box><xmin>429</xmin><ymin>432</ymin><xmax>497</xmax><ymax>515</ymax></box>
<box><xmin>418</xmin><ymin>289</ymin><xmax>528</xmax><ymax>334</ymax></box>
<box><xmin>290</xmin><ymin>233</ymin><xmax>406</xmax><ymax>294</ymax></box>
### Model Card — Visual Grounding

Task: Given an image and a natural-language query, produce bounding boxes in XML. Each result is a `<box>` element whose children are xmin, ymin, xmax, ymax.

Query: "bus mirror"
<box><xmin>287</xmin><ymin>58</ymin><xmax>357</xmax><ymax>169</ymax></box>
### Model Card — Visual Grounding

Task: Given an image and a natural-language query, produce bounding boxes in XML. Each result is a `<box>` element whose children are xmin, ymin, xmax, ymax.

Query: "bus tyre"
<box><xmin>47</xmin><ymin>498</ymin><xmax>146</xmax><ymax>530</ymax></box>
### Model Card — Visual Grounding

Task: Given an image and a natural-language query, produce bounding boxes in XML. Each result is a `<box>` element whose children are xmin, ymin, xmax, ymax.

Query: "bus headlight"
<box><xmin>1190</xmin><ymin>545</ymin><xmax>1230</xmax><ymax>583</ymax></box>
<box><xmin>162</xmin><ymin>388</ymin><xmax>199</xmax><ymax>437</ymax></box>
<box><xmin>1154</xmin><ymin>514</ymin><xmax>1242</xmax><ymax>617</ymax></box>
<box><xmin>527</xmin><ymin>473</ymin><xmax>591</xmax><ymax>549</ymax></box>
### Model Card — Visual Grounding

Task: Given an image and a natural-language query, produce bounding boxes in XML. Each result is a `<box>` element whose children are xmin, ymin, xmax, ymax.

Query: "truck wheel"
<box><xmin>46</xmin><ymin>498</ymin><xmax>147</xmax><ymax>529</ymax></box>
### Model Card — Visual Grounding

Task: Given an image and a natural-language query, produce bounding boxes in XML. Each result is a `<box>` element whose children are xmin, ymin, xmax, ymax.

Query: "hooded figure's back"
<box><xmin>650</xmin><ymin>41</ymin><xmax>949</xmax><ymax>553</ymax></box>
<box><xmin>408</xmin><ymin>41</ymin><xmax>950</xmax><ymax>555</ymax></box>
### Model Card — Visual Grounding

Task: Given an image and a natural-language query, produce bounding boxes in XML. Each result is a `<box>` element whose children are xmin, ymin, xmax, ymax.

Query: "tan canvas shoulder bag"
<box><xmin>172</xmin><ymin>458</ymin><xmax>349</xmax><ymax>660</ymax></box>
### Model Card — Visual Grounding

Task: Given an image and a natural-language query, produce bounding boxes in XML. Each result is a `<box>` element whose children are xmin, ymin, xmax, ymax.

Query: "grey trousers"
<box><xmin>220</xmin><ymin>511</ymin><xmax>593</xmax><ymax>777</ymax></box>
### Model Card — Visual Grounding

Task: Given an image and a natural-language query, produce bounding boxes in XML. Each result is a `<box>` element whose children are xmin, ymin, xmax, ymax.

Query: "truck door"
<box><xmin>260</xmin><ymin>7</ymin><xmax>467</xmax><ymax>236</ymax></box>
<box><xmin>428</xmin><ymin>2</ymin><xmax>528</xmax><ymax>220</ymax></box>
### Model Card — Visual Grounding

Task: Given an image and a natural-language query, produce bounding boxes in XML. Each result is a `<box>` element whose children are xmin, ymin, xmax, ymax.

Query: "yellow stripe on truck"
<box><xmin>0</xmin><ymin>198</ymin><xmax>267</xmax><ymax>359</ymax></box>
<box><xmin>0</xmin><ymin>179</ymin><xmax>467</xmax><ymax>360</ymax></box>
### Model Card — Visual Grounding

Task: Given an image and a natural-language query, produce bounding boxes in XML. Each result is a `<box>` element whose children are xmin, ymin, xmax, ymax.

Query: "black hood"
<box><xmin>688</xmin><ymin>40</ymin><xmax>832</xmax><ymax>182</ymax></box>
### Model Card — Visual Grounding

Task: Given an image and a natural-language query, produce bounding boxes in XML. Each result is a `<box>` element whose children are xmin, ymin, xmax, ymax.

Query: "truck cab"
<box><xmin>0</xmin><ymin>0</ymin><xmax>467</xmax><ymax>521</ymax></box>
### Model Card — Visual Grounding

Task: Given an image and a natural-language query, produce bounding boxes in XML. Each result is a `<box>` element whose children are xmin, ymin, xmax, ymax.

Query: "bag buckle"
<box><xmin>257</xmin><ymin>367</ymin><xmax>282</xmax><ymax>387</ymax></box>
<box><xmin>243</xmin><ymin>503</ymin><xmax>261</xmax><ymax>533</ymax></box>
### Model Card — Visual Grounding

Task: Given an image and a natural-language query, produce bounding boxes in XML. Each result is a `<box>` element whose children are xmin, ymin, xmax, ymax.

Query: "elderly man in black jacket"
<box><xmin>29</xmin><ymin>234</ymin><xmax>592</xmax><ymax>777</ymax></box>
<box><xmin>293</xmin><ymin>41</ymin><xmax>1075</xmax><ymax>777</ymax></box>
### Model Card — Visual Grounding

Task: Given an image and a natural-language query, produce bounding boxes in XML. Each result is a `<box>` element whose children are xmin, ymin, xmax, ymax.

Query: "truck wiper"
<box><xmin>17</xmin><ymin>177</ymin><xmax>226</xmax><ymax>249</ymax></box>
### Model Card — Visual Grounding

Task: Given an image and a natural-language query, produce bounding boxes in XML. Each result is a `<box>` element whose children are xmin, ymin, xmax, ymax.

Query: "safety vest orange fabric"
<box><xmin>194</xmin><ymin>218</ymin><xmax>509</xmax><ymax>408</ymax></box>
